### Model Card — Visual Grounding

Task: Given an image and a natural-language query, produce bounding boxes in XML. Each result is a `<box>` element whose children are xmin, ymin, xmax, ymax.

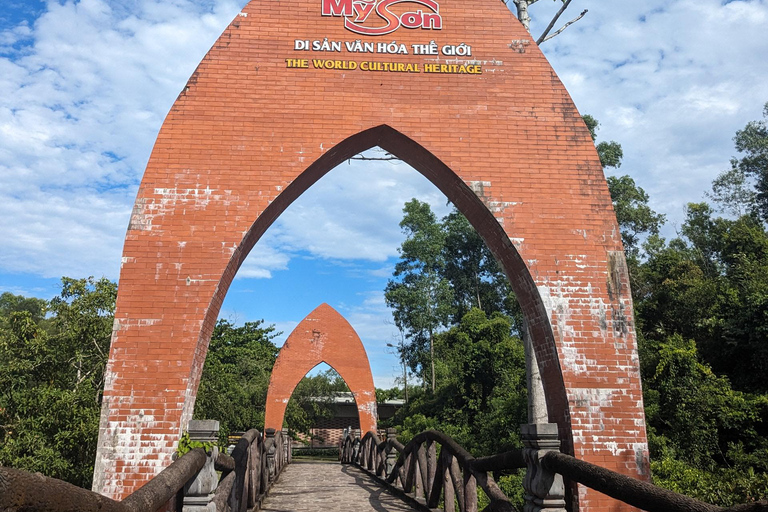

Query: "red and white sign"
<box><xmin>322</xmin><ymin>0</ymin><xmax>443</xmax><ymax>36</ymax></box>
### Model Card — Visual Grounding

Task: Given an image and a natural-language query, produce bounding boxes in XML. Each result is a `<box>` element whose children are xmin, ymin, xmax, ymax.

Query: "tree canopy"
<box><xmin>382</xmin><ymin>103</ymin><xmax>768</xmax><ymax>507</ymax></box>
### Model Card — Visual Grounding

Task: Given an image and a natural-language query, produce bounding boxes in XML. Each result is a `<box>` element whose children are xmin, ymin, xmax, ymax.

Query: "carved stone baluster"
<box><xmin>248</xmin><ymin>436</ymin><xmax>261</xmax><ymax>509</ymax></box>
<box><xmin>448</xmin><ymin>455</ymin><xmax>465</xmax><ymax>512</ymax></box>
<box><xmin>259</xmin><ymin>440</ymin><xmax>269</xmax><ymax>496</ymax></box>
<box><xmin>386</xmin><ymin>428</ymin><xmax>398</xmax><ymax>478</ymax></box>
<box><xmin>521</xmin><ymin>423</ymin><xmax>566</xmax><ymax>512</ymax></box>
<box><xmin>427</xmin><ymin>446</ymin><xmax>444</xmax><ymax>509</ymax></box>
<box><xmin>413</xmin><ymin>451</ymin><xmax>422</xmax><ymax>499</ymax></box>
<box><xmin>403</xmin><ymin>451</ymin><xmax>415</xmax><ymax>493</ymax></box>
<box><xmin>353</xmin><ymin>429</ymin><xmax>361</xmax><ymax>463</ymax></box>
<box><xmin>417</xmin><ymin>444</ymin><xmax>429</xmax><ymax>501</ymax></box>
<box><xmin>463</xmin><ymin>468</ymin><xmax>477</xmax><ymax>512</ymax></box>
<box><xmin>182</xmin><ymin>420</ymin><xmax>219</xmax><ymax>512</ymax></box>
<box><xmin>282</xmin><ymin>428</ymin><xmax>289</xmax><ymax>467</ymax></box>
<box><xmin>426</xmin><ymin>440</ymin><xmax>437</xmax><ymax>496</ymax></box>
<box><xmin>441</xmin><ymin>448</ymin><xmax>455</xmax><ymax>512</ymax></box>
<box><xmin>265</xmin><ymin>428</ymin><xmax>277</xmax><ymax>484</ymax></box>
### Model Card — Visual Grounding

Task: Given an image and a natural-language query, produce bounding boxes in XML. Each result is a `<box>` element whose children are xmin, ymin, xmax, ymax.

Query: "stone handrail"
<box><xmin>0</xmin><ymin>448</ymin><xmax>208</xmax><ymax>512</ymax></box>
<box><xmin>0</xmin><ymin>421</ymin><xmax>292</xmax><ymax>512</ymax></box>
<box><xmin>340</xmin><ymin>424</ymin><xmax>768</xmax><ymax>512</ymax></box>
<box><xmin>341</xmin><ymin>428</ymin><xmax>515</xmax><ymax>512</ymax></box>
<box><xmin>190</xmin><ymin>426</ymin><xmax>292</xmax><ymax>512</ymax></box>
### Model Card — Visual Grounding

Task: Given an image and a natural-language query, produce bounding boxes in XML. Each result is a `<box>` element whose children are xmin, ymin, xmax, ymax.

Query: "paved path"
<box><xmin>260</xmin><ymin>461</ymin><xmax>417</xmax><ymax>512</ymax></box>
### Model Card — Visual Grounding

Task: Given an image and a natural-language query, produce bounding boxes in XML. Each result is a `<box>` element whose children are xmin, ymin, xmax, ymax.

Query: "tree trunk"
<box><xmin>429</xmin><ymin>328</ymin><xmax>435</xmax><ymax>393</ymax></box>
<box><xmin>515</xmin><ymin>0</ymin><xmax>532</xmax><ymax>32</ymax></box>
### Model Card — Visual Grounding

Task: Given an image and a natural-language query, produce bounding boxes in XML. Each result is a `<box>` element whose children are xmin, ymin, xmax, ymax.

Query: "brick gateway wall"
<box><xmin>94</xmin><ymin>1</ymin><xmax>649</xmax><ymax>510</ymax></box>
<box><xmin>263</xmin><ymin>303</ymin><xmax>378</xmax><ymax>436</ymax></box>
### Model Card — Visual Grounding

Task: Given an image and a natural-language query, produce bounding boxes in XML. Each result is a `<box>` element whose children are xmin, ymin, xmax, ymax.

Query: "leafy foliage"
<box><xmin>193</xmin><ymin>319</ymin><xmax>279</xmax><ymax>442</ymax></box>
<box><xmin>626</xmin><ymin>103</ymin><xmax>768</xmax><ymax>503</ymax></box>
<box><xmin>607</xmin><ymin>175</ymin><xmax>666</xmax><ymax>258</ymax></box>
<box><xmin>385</xmin><ymin>107</ymin><xmax>768</xmax><ymax>508</ymax></box>
<box><xmin>284</xmin><ymin>368</ymin><xmax>350</xmax><ymax>439</ymax></box>
<box><xmin>0</xmin><ymin>277</ymin><xmax>116</xmax><ymax>488</ymax></box>
<box><xmin>385</xmin><ymin>200</ymin><xmax>520</xmax><ymax>391</ymax></box>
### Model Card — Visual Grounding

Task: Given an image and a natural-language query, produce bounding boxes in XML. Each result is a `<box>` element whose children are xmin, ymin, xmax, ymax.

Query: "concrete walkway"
<box><xmin>260</xmin><ymin>461</ymin><xmax>418</xmax><ymax>512</ymax></box>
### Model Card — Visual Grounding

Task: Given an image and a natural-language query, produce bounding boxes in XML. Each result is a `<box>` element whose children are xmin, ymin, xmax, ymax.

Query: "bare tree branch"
<box><xmin>350</xmin><ymin>154</ymin><xmax>401</xmax><ymax>161</ymax></box>
<box><xmin>538</xmin><ymin>9</ymin><xmax>587</xmax><ymax>45</ymax></box>
<box><xmin>536</xmin><ymin>0</ymin><xmax>573</xmax><ymax>44</ymax></box>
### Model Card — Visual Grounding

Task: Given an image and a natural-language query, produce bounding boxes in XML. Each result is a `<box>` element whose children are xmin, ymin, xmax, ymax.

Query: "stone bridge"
<box><xmin>1</xmin><ymin>420</ymin><xmax>743</xmax><ymax>512</ymax></box>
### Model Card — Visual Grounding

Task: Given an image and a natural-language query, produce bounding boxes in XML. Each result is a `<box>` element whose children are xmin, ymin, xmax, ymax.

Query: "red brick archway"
<box><xmin>264</xmin><ymin>303</ymin><xmax>377</xmax><ymax>436</ymax></box>
<box><xmin>95</xmin><ymin>1</ymin><xmax>649</xmax><ymax>509</ymax></box>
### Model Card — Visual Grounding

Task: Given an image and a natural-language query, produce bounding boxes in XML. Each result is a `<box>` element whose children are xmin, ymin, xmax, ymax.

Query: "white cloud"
<box><xmin>4</xmin><ymin>0</ymin><xmax>768</xmax><ymax>386</ymax></box>
<box><xmin>5</xmin><ymin>0</ymin><xmax>767</xmax><ymax>280</ymax></box>
<box><xmin>534</xmin><ymin>0</ymin><xmax>768</xmax><ymax>236</ymax></box>
<box><xmin>0</xmin><ymin>0</ymin><xmax>244</xmax><ymax>278</ymax></box>
<box><xmin>234</xmin><ymin>154</ymin><xmax>452</xmax><ymax>279</ymax></box>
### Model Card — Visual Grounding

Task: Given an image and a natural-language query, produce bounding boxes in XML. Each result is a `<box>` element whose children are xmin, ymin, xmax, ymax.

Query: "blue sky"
<box><xmin>1</xmin><ymin>0</ymin><xmax>767</xmax><ymax>388</ymax></box>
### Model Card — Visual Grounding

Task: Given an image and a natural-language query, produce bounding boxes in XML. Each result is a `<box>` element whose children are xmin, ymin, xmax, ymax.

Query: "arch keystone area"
<box><xmin>264</xmin><ymin>303</ymin><xmax>377</xmax><ymax>436</ymax></box>
<box><xmin>95</xmin><ymin>0</ymin><xmax>650</xmax><ymax>509</ymax></box>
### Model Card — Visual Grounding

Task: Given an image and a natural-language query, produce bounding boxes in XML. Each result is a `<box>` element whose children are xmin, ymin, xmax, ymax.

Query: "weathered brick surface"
<box><xmin>94</xmin><ymin>1</ymin><xmax>649</xmax><ymax>510</ymax></box>
<box><xmin>264</xmin><ymin>303</ymin><xmax>378</xmax><ymax>436</ymax></box>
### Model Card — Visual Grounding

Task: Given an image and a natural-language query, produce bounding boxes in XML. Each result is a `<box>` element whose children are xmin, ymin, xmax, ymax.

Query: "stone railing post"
<box><xmin>265</xmin><ymin>428</ymin><xmax>277</xmax><ymax>483</ymax></box>
<box><xmin>282</xmin><ymin>428</ymin><xmax>290</xmax><ymax>465</ymax></box>
<box><xmin>183</xmin><ymin>420</ymin><xmax>220</xmax><ymax>512</ymax></box>
<box><xmin>386</xmin><ymin>428</ymin><xmax>398</xmax><ymax>476</ymax></box>
<box><xmin>353</xmin><ymin>429</ymin><xmax>361</xmax><ymax>462</ymax></box>
<box><xmin>521</xmin><ymin>423</ymin><xmax>566</xmax><ymax>512</ymax></box>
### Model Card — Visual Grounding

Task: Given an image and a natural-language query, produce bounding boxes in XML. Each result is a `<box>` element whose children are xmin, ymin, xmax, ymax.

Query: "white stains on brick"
<box><xmin>128</xmin><ymin>198</ymin><xmax>152</xmax><ymax>231</ymax></box>
<box><xmin>128</xmin><ymin>186</ymin><xmax>237</xmax><ymax>233</ymax></box>
<box><xmin>221</xmin><ymin>241</ymin><xmax>237</xmax><ymax>256</ymax></box>
<box><xmin>114</xmin><ymin>318</ymin><xmax>162</xmax><ymax>330</ymax></box>
<box><xmin>468</xmin><ymin>180</ymin><xmax>491</xmax><ymax>198</ymax></box>
<box><xmin>94</xmin><ymin>405</ymin><xmax>180</xmax><ymax>498</ymax></box>
<box><xmin>154</xmin><ymin>187</ymin><xmax>217</xmax><ymax>208</ymax></box>
<box><xmin>487</xmin><ymin>201</ymin><xmax>517</xmax><ymax>214</ymax></box>
<box><xmin>572</xmin><ymin>228</ymin><xmax>588</xmax><ymax>240</ymax></box>
<box><xmin>186</xmin><ymin>276</ymin><xmax>219</xmax><ymax>285</ymax></box>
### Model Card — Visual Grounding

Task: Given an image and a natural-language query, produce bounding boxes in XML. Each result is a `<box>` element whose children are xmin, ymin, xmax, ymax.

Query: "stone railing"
<box><xmin>0</xmin><ymin>420</ymin><xmax>291</xmax><ymax>512</ymax></box>
<box><xmin>341</xmin><ymin>427</ymin><xmax>516</xmax><ymax>512</ymax></box>
<box><xmin>341</xmin><ymin>423</ymin><xmax>766</xmax><ymax>512</ymax></box>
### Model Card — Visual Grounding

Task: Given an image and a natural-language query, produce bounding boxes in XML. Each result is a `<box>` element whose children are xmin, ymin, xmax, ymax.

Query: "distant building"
<box><xmin>302</xmin><ymin>392</ymin><xmax>404</xmax><ymax>448</ymax></box>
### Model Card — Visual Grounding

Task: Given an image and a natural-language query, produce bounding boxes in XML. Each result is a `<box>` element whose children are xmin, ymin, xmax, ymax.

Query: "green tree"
<box><xmin>385</xmin><ymin>199</ymin><xmax>454</xmax><ymax>393</ymax></box>
<box><xmin>441</xmin><ymin>209</ymin><xmax>519</xmax><ymax>326</ymax></box>
<box><xmin>607</xmin><ymin>175</ymin><xmax>666</xmax><ymax>259</ymax></box>
<box><xmin>583</xmin><ymin>114</ymin><xmax>624</xmax><ymax>169</ymax></box>
<box><xmin>732</xmin><ymin>102</ymin><xmax>768</xmax><ymax>221</ymax></box>
<box><xmin>0</xmin><ymin>278</ymin><xmax>116</xmax><ymax>488</ymax></box>
<box><xmin>284</xmin><ymin>368</ymin><xmax>350</xmax><ymax>440</ymax></box>
<box><xmin>0</xmin><ymin>292</ymin><xmax>47</xmax><ymax>323</ymax></box>
<box><xmin>194</xmin><ymin>319</ymin><xmax>279</xmax><ymax>441</ymax></box>
<box><xmin>641</xmin><ymin>334</ymin><xmax>768</xmax><ymax>505</ymax></box>
<box><xmin>707</xmin><ymin>102</ymin><xmax>768</xmax><ymax>221</ymax></box>
<box><xmin>582</xmin><ymin>114</ymin><xmax>666</xmax><ymax>259</ymax></box>
<box><xmin>392</xmin><ymin>309</ymin><xmax>527</xmax><ymax>456</ymax></box>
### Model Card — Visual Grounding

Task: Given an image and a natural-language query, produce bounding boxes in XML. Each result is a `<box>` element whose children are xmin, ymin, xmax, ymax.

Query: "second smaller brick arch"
<box><xmin>264</xmin><ymin>303</ymin><xmax>378</xmax><ymax>436</ymax></box>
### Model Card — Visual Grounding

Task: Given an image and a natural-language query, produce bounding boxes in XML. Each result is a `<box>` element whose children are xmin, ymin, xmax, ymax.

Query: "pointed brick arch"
<box><xmin>95</xmin><ymin>1</ymin><xmax>649</xmax><ymax>509</ymax></box>
<box><xmin>264</xmin><ymin>303</ymin><xmax>377</xmax><ymax>435</ymax></box>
